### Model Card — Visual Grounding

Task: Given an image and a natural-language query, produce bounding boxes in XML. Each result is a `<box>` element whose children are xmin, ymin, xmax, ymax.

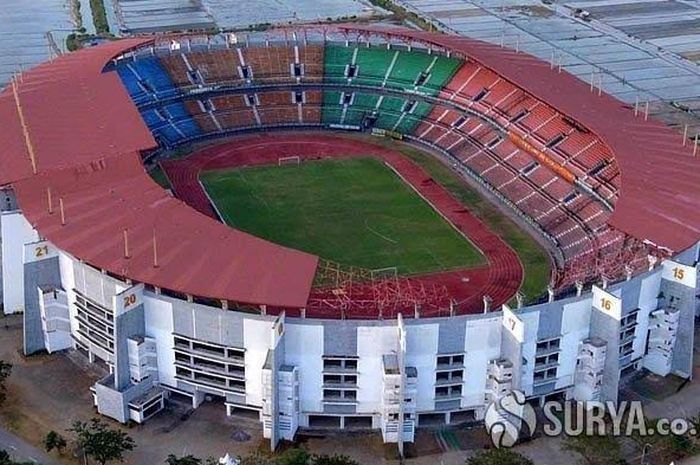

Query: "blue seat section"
<box><xmin>140</xmin><ymin>109</ymin><xmax>180</xmax><ymax>145</ymax></box>
<box><xmin>163</xmin><ymin>104</ymin><xmax>200</xmax><ymax>138</ymax></box>
<box><xmin>115</xmin><ymin>56</ymin><xmax>201</xmax><ymax>146</ymax></box>
<box><xmin>141</xmin><ymin>109</ymin><xmax>163</xmax><ymax>127</ymax></box>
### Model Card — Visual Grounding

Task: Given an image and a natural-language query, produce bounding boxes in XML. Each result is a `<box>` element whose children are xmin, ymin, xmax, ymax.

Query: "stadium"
<box><xmin>0</xmin><ymin>25</ymin><xmax>698</xmax><ymax>452</ymax></box>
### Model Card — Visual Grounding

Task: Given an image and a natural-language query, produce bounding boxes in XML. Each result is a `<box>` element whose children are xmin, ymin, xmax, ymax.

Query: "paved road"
<box><xmin>0</xmin><ymin>426</ymin><xmax>58</xmax><ymax>464</ymax></box>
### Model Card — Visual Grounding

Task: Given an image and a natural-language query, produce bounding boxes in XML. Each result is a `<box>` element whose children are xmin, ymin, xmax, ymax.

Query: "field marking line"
<box><xmin>236</xmin><ymin>170</ymin><xmax>271</xmax><ymax>210</ymax></box>
<box><xmin>381</xmin><ymin>160</ymin><xmax>487</xmax><ymax>263</ymax></box>
<box><xmin>198</xmin><ymin>176</ymin><xmax>229</xmax><ymax>224</ymax></box>
<box><xmin>363</xmin><ymin>218</ymin><xmax>398</xmax><ymax>244</ymax></box>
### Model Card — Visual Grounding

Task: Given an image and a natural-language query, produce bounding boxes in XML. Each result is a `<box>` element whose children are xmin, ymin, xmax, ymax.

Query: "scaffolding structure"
<box><xmin>553</xmin><ymin>233</ymin><xmax>670</xmax><ymax>291</ymax></box>
<box><xmin>307</xmin><ymin>259</ymin><xmax>452</xmax><ymax>319</ymax></box>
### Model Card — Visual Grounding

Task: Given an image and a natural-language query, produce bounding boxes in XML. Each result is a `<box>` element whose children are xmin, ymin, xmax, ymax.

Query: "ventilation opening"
<box><xmin>244</xmin><ymin>94</ymin><xmax>258</xmax><ymax>106</ymax></box>
<box><xmin>546</xmin><ymin>133</ymin><xmax>566</xmax><ymax>148</ymax></box>
<box><xmin>522</xmin><ymin>161</ymin><xmax>538</xmax><ymax>175</ymax></box>
<box><xmin>187</xmin><ymin>69</ymin><xmax>202</xmax><ymax>85</ymax></box>
<box><xmin>415</xmin><ymin>71</ymin><xmax>429</xmax><ymax>87</ymax></box>
<box><xmin>588</xmin><ymin>160</ymin><xmax>609</xmax><ymax>177</ymax></box>
<box><xmin>345</xmin><ymin>416</ymin><xmax>373</xmax><ymax>429</ymax></box>
<box><xmin>292</xmin><ymin>63</ymin><xmax>303</xmax><ymax>77</ymax></box>
<box><xmin>294</xmin><ymin>91</ymin><xmax>304</xmax><ymax>104</ymax></box>
<box><xmin>452</xmin><ymin>116</ymin><xmax>467</xmax><ymax>127</ymax></box>
<box><xmin>239</xmin><ymin>65</ymin><xmax>252</xmax><ymax>79</ymax></box>
<box><xmin>510</xmin><ymin>109</ymin><xmax>529</xmax><ymax>124</ymax></box>
<box><xmin>563</xmin><ymin>191</ymin><xmax>579</xmax><ymax>204</ymax></box>
<box><xmin>362</xmin><ymin>114</ymin><xmax>377</xmax><ymax>128</ymax></box>
<box><xmin>402</xmin><ymin>100</ymin><xmax>418</xmax><ymax>113</ymax></box>
<box><xmin>487</xmin><ymin>136</ymin><xmax>501</xmax><ymax>148</ymax></box>
<box><xmin>472</xmin><ymin>89</ymin><xmax>489</xmax><ymax>102</ymax></box>
<box><xmin>450</xmin><ymin>410</ymin><xmax>477</xmax><ymax>425</ymax></box>
<box><xmin>418</xmin><ymin>413</ymin><xmax>446</xmax><ymax>426</ymax></box>
<box><xmin>346</xmin><ymin>64</ymin><xmax>358</xmax><ymax>78</ymax></box>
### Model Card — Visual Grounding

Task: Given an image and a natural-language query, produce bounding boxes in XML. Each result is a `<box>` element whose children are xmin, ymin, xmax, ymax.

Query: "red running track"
<box><xmin>161</xmin><ymin>132</ymin><xmax>524</xmax><ymax>316</ymax></box>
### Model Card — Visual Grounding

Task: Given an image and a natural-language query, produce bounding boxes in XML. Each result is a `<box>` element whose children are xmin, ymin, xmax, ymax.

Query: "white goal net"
<box><xmin>278</xmin><ymin>155</ymin><xmax>301</xmax><ymax>166</ymax></box>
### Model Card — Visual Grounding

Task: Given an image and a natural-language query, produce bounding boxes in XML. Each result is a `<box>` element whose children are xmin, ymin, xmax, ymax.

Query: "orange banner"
<box><xmin>507</xmin><ymin>131</ymin><xmax>576</xmax><ymax>184</ymax></box>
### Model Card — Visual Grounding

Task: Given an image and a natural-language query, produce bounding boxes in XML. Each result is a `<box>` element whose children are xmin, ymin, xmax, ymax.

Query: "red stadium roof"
<box><xmin>0</xmin><ymin>38</ymin><xmax>318</xmax><ymax>309</ymax></box>
<box><xmin>0</xmin><ymin>27</ymin><xmax>698</xmax><ymax>309</ymax></box>
<box><xmin>340</xmin><ymin>25</ymin><xmax>700</xmax><ymax>252</ymax></box>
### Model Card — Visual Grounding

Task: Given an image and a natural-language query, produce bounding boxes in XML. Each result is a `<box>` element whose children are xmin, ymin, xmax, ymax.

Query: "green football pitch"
<box><xmin>201</xmin><ymin>157</ymin><xmax>485</xmax><ymax>275</ymax></box>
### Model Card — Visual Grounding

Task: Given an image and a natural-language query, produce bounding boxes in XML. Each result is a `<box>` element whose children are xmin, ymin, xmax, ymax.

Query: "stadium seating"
<box><xmin>115</xmin><ymin>56</ymin><xmax>202</xmax><ymax>145</ymax></box>
<box><xmin>321</xmin><ymin>44</ymin><xmax>461</xmax><ymax>134</ymax></box>
<box><xmin>158</xmin><ymin>49</ymin><xmax>248</xmax><ymax>87</ymax></box>
<box><xmin>113</xmin><ymin>37</ymin><xmax>638</xmax><ymax>290</ymax></box>
<box><xmin>324</xmin><ymin>44</ymin><xmax>460</xmax><ymax>92</ymax></box>
<box><xmin>414</xmin><ymin>102</ymin><xmax>616</xmax><ymax>263</ymax></box>
<box><xmin>302</xmin><ymin>91</ymin><xmax>323</xmax><ymax>124</ymax></box>
<box><xmin>321</xmin><ymin>90</ymin><xmax>435</xmax><ymax>134</ymax></box>
<box><xmin>116</xmin><ymin>56</ymin><xmax>180</xmax><ymax>104</ymax></box>
<box><xmin>237</xmin><ymin>45</ymin><xmax>325</xmax><ymax>83</ymax></box>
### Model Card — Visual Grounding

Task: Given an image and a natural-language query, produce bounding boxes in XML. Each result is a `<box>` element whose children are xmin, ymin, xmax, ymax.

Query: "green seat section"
<box><xmin>322</xmin><ymin>90</ymin><xmax>343</xmax><ymax>124</ymax></box>
<box><xmin>344</xmin><ymin>108</ymin><xmax>369</xmax><ymax>127</ymax></box>
<box><xmin>324</xmin><ymin>45</ymin><xmax>355</xmax><ymax>84</ymax></box>
<box><xmin>353</xmin><ymin>93</ymin><xmax>380</xmax><ymax>109</ymax></box>
<box><xmin>374</xmin><ymin>96</ymin><xmax>405</xmax><ymax>130</ymax></box>
<box><xmin>419</xmin><ymin>56</ymin><xmax>462</xmax><ymax>95</ymax></box>
<box><xmin>353</xmin><ymin>47</ymin><xmax>393</xmax><ymax>87</ymax></box>
<box><xmin>394</xmin><ymin>101</ymin><xmax>432</xmax><ymax>134</ymax></box>
<box><xmin>344</xmin><ymin>93</ymin><xmax>379</xmax><ymax>126</ymax></box>
<box><xmin>321</xmin><ymin>43</ymin><xmax>463</xmax><ymax>134</ymax></box>
<box><xmin>386</xmin><ymin>50</ymin><xmax>434</xmax><ymax>89</ymax></box>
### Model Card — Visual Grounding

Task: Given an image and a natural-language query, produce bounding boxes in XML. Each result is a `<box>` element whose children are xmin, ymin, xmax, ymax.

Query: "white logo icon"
<box><xmin>484</xmin><ymin>390</ymin><xmax>537</xmax><ymax>448</ymax></box>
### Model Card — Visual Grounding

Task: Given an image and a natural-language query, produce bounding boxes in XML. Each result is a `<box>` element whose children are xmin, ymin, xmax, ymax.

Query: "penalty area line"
<box><xmin>364</xmin><ymin>219</ymin><xmax>398</xmax><ymax>244</ymax></box>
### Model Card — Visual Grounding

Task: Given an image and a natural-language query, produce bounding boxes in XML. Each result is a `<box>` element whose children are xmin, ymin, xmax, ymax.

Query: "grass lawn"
<box><xmin>397</xmin><ymin>145</ymin><xmax>551</xmax><ymax>302</ymax></box>
<box><xmin>201</xmin><ymin>157</ymin><xmax>485</xmax><ymax>275</ymax></box>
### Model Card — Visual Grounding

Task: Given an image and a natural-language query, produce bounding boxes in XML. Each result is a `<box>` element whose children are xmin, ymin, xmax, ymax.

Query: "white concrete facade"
<box><xmin>2</xmin><ymin>211</ymin><xmax>699</xmax><ymax>450</ymax></box>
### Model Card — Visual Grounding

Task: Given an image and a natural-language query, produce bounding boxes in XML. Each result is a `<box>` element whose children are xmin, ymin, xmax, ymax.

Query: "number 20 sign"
<box><xmin>115</xmin><ymin>284</ymin><xmax>144</xmax><ymax>316</ymax></box>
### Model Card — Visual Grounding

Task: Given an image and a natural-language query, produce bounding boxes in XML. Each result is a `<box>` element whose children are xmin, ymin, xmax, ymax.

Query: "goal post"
<box><xmin>278</xmin><ymin>155</ymin><xmax>301</xmax><ymax>166</ymax></box>
<box><xmin>371</xmin><ymin>266</ymin><xmax>398</xmax><ymax>280</ymax></box>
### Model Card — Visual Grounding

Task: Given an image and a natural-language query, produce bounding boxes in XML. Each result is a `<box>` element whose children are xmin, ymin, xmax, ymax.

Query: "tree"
<box><xmin>0</xmin><ymin>361</ymin><xmax>12</xmax><ymax>406</ymax></box>
<box><xmin>466</xmin><ymin>449</ymin><xmax>534</xmax><ymax>465</ymax></box>
<box><xmin>44</xmin><ymin>430</ymin><xmax>68</xmax><ymax>454</ymax></box>
<box><xmin>70</xmin><ymin>418</ymin><xmax>136</xmax><ymax>465</ymax></box>
<box><xmin>312</xmin><ymin>454</ymin><xmax>359</xmax><ymax>465</ymax></box>
<box><xmin>563</xmin><ymin>435</ymin><xmax>625</xmax><ymax>465</ymax></box>
<box><xmin>166</xmin><ymin>455</ymin><xmax>202</xmax><ymax>465</ymax></box>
